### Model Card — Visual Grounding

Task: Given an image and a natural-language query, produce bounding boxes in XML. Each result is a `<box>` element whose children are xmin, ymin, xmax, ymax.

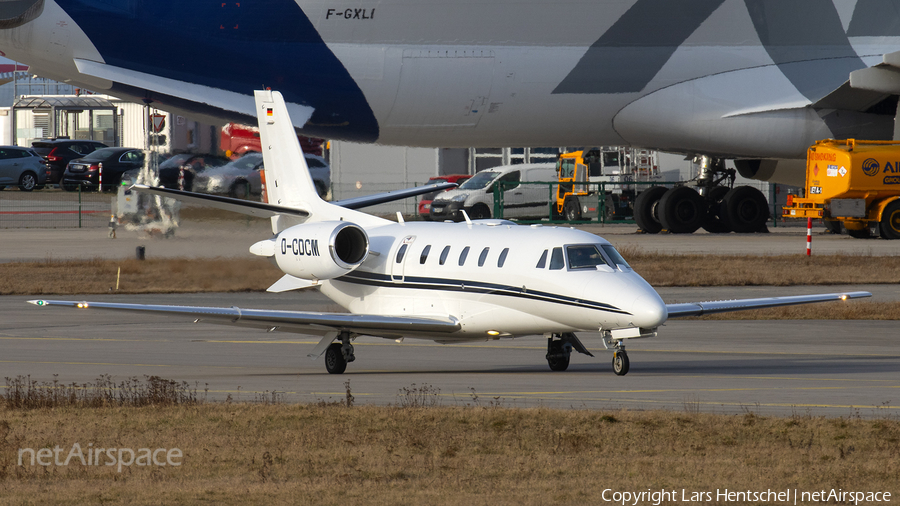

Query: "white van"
<box><xmin>429</xmin><ymin>163</ymin><xmax>556</xmax><ymax>221</ymax></box>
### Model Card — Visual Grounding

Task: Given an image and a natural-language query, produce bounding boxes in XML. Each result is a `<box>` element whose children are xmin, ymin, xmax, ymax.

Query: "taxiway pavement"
<box><xmin>3</xmin><ymin>289</ymin><xmax>897</xmax><ymax>417</ymax></box>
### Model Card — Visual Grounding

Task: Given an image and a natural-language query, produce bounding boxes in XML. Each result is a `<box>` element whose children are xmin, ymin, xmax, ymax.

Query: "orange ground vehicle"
<box><xmin>782</xmin><ymin>139</ymin><xmax>900</xmax><ymax>239</ymax></box>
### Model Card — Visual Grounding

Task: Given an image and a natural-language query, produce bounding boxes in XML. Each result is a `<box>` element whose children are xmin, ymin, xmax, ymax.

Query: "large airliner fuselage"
<box><xmin>2</xmin><ymin>1</ymin><xmax>900</xmax><ymax>185</ymax></box>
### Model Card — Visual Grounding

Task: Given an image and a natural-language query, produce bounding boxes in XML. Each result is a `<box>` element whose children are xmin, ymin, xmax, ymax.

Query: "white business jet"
<box><xmin>29</xmin><ymin>91</ymin><xmax>871</xmax><ymax>376</ymax></box>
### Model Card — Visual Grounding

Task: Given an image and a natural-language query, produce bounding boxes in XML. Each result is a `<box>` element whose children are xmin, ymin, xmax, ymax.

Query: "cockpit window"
<box><xmin>549</xmin><ymin>247</ymin><xmax>565</xmax><ymax>270</ymax></box>
<box><xmin>536</xmin><ymin>250</ymin><xmax>548</xmax><ymax>269</ymax></box>
<box><xmin>601</xmin><ymin>244</ymin><xmax>631</xmax><ymax>269</ymax></box>
<box><xmin>566</xmin><ymin>245</ymin><xmax>610</xmax><ymax>269</ymax></box>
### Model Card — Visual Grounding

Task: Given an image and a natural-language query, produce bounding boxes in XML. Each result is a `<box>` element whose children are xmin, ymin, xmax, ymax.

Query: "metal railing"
<box><xmin>0</xmin><ymin>186</ymin><xmax>112</xmax><ymax>228</ymax></box>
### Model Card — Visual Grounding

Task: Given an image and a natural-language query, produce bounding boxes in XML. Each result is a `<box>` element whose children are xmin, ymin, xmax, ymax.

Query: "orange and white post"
<box><xmin>806</xmin><ymin>217</ymin><xmax>812</xmax><ymax>256</ymax></box>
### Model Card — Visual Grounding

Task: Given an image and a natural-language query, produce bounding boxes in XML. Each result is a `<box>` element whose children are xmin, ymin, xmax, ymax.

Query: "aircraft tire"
<box><xmin>723</xmin><ymin>186</ymin><xmax>769</xmax><ymax>233</ymax></box>
<box><xmin>563</xmin><ymin>196</ymin><xmax>582</xmax><ymax>222</ymax></box>
<box><xmin>880</xmin><ymin>201</ymin><xmax>900</xmax><ymax>239</ymax></box>
<box><xmin>324</xmin><ymin>343</ymin><xmax>347</xmax><ymax>374</ymax></box>
<box><xmin>659</xmin><ymin>186</ymin><xmax>704</xmax><ymax>234</ymax></box>
<box><xmin>701</xmin><ymin>186</ymin><xmax>731</xmax><ymax>233</ymax></box>
<box><xmin>546</xmin><ymin>340</ymin><xmax>570</xmax><ymax>371</ymax></box>
<box><xmin>633</xmin><ymin>186</ymin><xmax>667</xmax><ymax>234</ymax></box>
<box><xmin>612</xmin><ymin>350</ymin><xmax>629</xmax><ymax>376</ymax></box>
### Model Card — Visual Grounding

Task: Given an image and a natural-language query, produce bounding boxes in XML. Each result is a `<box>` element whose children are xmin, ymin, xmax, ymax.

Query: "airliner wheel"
<box><xmin>880</xmin><ymin>201</ymin><xmax>900</xmax><ymax>240</ymax></box>
<box><xmin>659</xmin><ymin>186</ymin><xmax>704</xmax><ymax>233</ymax></box>
<box><xmin>324</xmin><ymin>343</ymin><xmax>347</xmax><ymax>374</ymax></box>
<box><xmin>612</xmin><ymin>350</ymin><xmax>629</xmax><ymax>376</ymax></box>
<box><xmin>633</xmin><ymin>186</ymin><xmax>667</xmax><ymax>233</ymax></box>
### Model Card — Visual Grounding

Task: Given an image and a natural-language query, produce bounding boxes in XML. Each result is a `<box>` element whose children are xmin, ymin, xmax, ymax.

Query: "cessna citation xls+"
<box><xmin>29</xmin><ymin>91</ymin><xmax>871</xmax><ymax>376</ymax></box>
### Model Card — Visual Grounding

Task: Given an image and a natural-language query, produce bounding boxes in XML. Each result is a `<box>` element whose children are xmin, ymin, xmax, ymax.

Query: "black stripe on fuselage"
<box><xmin>333</xmin><ymin>270</ymin><xmax>631</xmax><ymax>315</ymax></box>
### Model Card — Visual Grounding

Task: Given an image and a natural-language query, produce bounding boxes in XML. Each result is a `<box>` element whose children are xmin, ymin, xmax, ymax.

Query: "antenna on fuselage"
<box><xmin>461</xmin><ymin>210</ymin><xmax>472</xmax><ymax>226</ymax></box>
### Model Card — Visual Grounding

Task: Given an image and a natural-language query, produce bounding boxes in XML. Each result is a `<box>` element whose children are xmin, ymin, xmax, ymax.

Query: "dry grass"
<box><xmin>0</xmin><ymin>258</ymin><xmax>280</xmax><ymax>295</ymax></box>
<box><xmin>619</xmin><ymin>247</ymin><xmax>900</xmax><ymax>286</ymax></box>
<box><xmin>0</xmin><ymin>401</ymin><xmax>896</xmax><ymax>505</ymax></box>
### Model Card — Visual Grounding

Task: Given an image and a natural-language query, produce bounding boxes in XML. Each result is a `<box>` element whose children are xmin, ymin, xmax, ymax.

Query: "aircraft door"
<box><xmin>390</xmin><ymin>235</ymin><xmax>416</xmax><ymax>282</ymax></box>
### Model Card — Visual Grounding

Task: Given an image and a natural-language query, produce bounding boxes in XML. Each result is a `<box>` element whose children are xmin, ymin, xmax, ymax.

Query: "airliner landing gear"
<box><xmin>324</xmin><ymin>332</ymin><xmax>355</xmax><ymax>374</ymax></box>
<box><xmin>601</xmin><ymin>332</ymin><xmax>630</xmax><ymax>376</ymax></box>
<box><xmin>546</xmin><ymin>337</ymin><xmax>571</xmax><ymax>371</ymax></box>
<box><xmin>612</xmin><ymin>350</ymin><xmax>630</xmax><ymax>376</ymax></box>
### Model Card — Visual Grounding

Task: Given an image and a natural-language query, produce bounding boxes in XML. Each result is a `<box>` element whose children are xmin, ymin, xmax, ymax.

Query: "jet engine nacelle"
<box><xmin>274</xmin><ymin>221</ymin><xmax>368</xmax><ymax>280</ymax></box>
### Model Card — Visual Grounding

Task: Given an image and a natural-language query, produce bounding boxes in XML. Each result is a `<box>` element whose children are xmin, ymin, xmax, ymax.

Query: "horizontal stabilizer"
<box><xmin>267</xmin><ymin>275</ymin><xmax>318</xmax><ymax>293</ymax></box>
<box><xmin>665</xmin><ymin>291</ymin><xmax>871</xmax><ymax>318</ymax></box>
<box><xmin>334</xmin><ymin>182</ymin><xmax>458</xmax><ymax>210</ymax></box>
<box><xmin>132</xmin><ymin>185</ymin><xmax>308</xmax><ymax>218</ymax></box>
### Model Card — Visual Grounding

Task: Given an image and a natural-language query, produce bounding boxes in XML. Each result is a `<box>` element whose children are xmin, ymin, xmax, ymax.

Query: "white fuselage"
<box><xmin>308</xmin><ymin>220</ymin><xmax>666</xmax><ymax>342</ymax></box>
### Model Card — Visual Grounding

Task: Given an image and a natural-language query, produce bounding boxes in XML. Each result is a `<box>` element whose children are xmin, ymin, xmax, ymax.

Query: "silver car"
<box><xmin>196</xmin><ymin>151</ymin><xmax>331</xmax><ymax>199</ymax></box>
<box><xmin>0</xmin><ymin>146</ymin><xmax>48</xmax><ymax>191</ymax></box>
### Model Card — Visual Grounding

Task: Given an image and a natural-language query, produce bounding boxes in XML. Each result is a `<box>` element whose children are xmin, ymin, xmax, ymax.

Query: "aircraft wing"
<box><xmin>27</xmin><ymin>299</ymin><xmax>460</xmax><ymax>337</ymax></box>
<box><xmin>665</xmin><ymin>291</ymin><xmax>871</xmax><ymax>318</ymax></box>
<box><xmin>132</xmin><ymin>185</ymin><xmax>309</xmax><ymax>218</ymax></box>
<box><xmin>333</xmin><ymin>182</ymin><xmax>458</xmax><ymax>210</ymax></box>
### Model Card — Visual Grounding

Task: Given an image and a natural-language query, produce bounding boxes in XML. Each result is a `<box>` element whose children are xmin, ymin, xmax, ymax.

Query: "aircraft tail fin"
<box><xmin>254</xmin><ymin>90</ymin><xmax>330</xmax><ymax>228</ymax></box>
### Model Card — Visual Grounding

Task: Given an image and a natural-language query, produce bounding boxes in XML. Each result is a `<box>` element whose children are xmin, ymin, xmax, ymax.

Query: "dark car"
<box><xmin>0</xmin><ymin>146</ymin><xmax>48</xmax><ymax>191</ymax></box>
<box><xmin>194</xmin><ymin>151</ymin><xmax>331</xmax><ymax>199</ymax></box>
<box><xmin>157</xmin><ymin>153</ymin><xmax>230</xmax><ymax>191</ymax></box>
<box><xmin>417</xmin><ymin>174</ymin><xmax>471</xmax><ymax>220</ymax></box>
<box><xmin>31</xmin><ymin>139</ymin><xmax>108</xmax><ymax>185</ymax></box>
<box><xmin>61</xmin><ymin>147</ymin><xmax>145</xmax><ymax>191</ymax></box>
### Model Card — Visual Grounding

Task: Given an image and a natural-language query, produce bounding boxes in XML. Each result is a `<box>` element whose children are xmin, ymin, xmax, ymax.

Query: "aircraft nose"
<box><xmin>631</xmin><ymin>293</ymin><xmax>668</xmax><ymax>328</ymax></box>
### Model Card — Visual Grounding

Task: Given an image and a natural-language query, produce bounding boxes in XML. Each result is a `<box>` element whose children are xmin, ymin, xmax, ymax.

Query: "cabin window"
<box><xmin>419</xmin><ymin>245</ymin><xmax>431</xmax><ymax>264</ymax></box>
<box><xmin>395</xmin><ymin>244</ymin><xmax>408</xmax><ymax>264</ymax></box>
<box><xmin>566</xmin><ymin>244</ymin><xmax>610</xmax><ymax>269</ymax></box>
<box><xmin>549</xmin><ymin>247</ymin><xmax>565</xmax><ymax>270</ymax></box>
<box><xmin>536</xmin><ymin>249</ymin><xmax>548</xmax><ymax>269</ymax></box>
<box><xmin>458</xmin><ymin>246</ymin><xmax>470</xmax><ymax>266</ymax></box>
<box><xmin>439</xmin><ymin>246</ymin><xmax>450</xmax><ymax>265</ymax></box>
<box><xmin>601</xmin><ymin>244</ymin><xmax>631</xmax><ymax>269</ymax></box>
<box><xmin>498</xmin><ymin>248</ymin><xmax>509</xmax><ymax>267</ymax></box>
<box><xmin>478</xmin><ymin>247</ymin><xmax>490</xmax><ymax>267</ymax></box>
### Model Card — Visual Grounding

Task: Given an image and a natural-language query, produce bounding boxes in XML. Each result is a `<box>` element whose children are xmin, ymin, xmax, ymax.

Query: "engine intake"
<box><xmin>274</xmin><ymin>221</ymin><xmax>368</xmax><ymax>280</ymax></box>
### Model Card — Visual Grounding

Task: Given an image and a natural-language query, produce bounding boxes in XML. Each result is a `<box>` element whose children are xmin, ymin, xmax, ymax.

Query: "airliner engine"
<box><xmin>250</xmin><ymin>221</ymin><xmax>368</xmax><ymax>280</ymax></box>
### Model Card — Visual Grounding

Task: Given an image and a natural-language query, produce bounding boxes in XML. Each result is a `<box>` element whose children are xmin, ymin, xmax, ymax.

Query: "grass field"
<box><xmin>1</xmin><ymin>399</ymin><xmax>897</xmax><ymax>505</ymax></box>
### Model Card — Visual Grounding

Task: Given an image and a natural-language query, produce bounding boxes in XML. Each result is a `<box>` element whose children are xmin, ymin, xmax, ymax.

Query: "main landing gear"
<box><xmin>544</xmin><ymin>332</ymin><xmax>631</xmax><ymax>375</ymax></box>
<box><xmin>324</xmin><ymin>331</ymin><xmax>356</xmax><ymax>374</ymax></box>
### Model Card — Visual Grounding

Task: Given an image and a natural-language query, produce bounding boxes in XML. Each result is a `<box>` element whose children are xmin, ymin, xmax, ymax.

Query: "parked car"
<box><xmin>417</xmin><ymin>174</ymin><xmax>471</xmax><ymax>220</ymax></box>
<box><xmin>31</xmin><ymin>139</ymin><xmax>108</xmax><ymax>185</ymax></box>
<box><xmin>0</xmin><ymin>146</ymin><xmax>48</xmax><ymax>191</ymax></box>
<box><xmin>430</xmin><ymin>163</ymin><xmax>556</xmax><ymax>221</ymax></box>
<box><xmin>157</xmin><ymin>153</ymin><xmax>230</xmax><ymax>191</ymax></box>
<box><xmin>194</xmin><ymin>151</ymin><xmax>331</xmax><ymax>199</ymax></box>
<box><xmin>61</xmin><ymin>147</ymin><xmax>145</xmax><ymax>191</ymax></box>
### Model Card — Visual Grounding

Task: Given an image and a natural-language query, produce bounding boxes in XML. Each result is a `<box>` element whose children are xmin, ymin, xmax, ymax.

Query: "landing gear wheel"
<box><xmin>701</xmin><ymin>186</ymin><xmax>731</xmax><ymax>233</ymax></box>
<box><xmin>546</xmin><ymin>339</ymin><xmax>571</xmax><ymax>372</ymax></box>
<box><xmin>324</xmin><ymin>342</ymin><xmax>347</xmax><ymax>374</ymax></box>
<box><xmin>633</xmin><ymin>186</ymin><xmax>667</xmax><ymax>234</ymax></box>
<box><xmin>880</xmin><ymin>201</ymin><xmax>900</xmax><ymax>239</ymax></box>
<box><xmin>563</xmin><ymin>196</ymin><xmax>582</xmax><ymax>222</ymax></box>
<box><xmin>723</xmin><ymin>186</ymin><xmax>769</xmax><ymax>233</ymax></box>
<box><xmin>18</xmin><ymin>171</ymin><xmax>37</xmax><ymax>192</ymax></box>
<box><xmin>659</xmin><ymin>186</ymin><xmax>704</xmax><ymax>234</ymax></box>
<box><xmin>612</xmin><ymin>350</ymin><xmax>629</xmax><ymax>376</ymax></box>
<box><xmin>469</xmin><ymin>203</ymin><xmax>491</xmax><ymax>220</ymax></box>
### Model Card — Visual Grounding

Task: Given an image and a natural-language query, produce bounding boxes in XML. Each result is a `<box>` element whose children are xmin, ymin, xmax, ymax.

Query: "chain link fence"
<box><xmin>0</xmin><ymin>188</ymin><xmax>112</xmax><ymax>228</ymax></box>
